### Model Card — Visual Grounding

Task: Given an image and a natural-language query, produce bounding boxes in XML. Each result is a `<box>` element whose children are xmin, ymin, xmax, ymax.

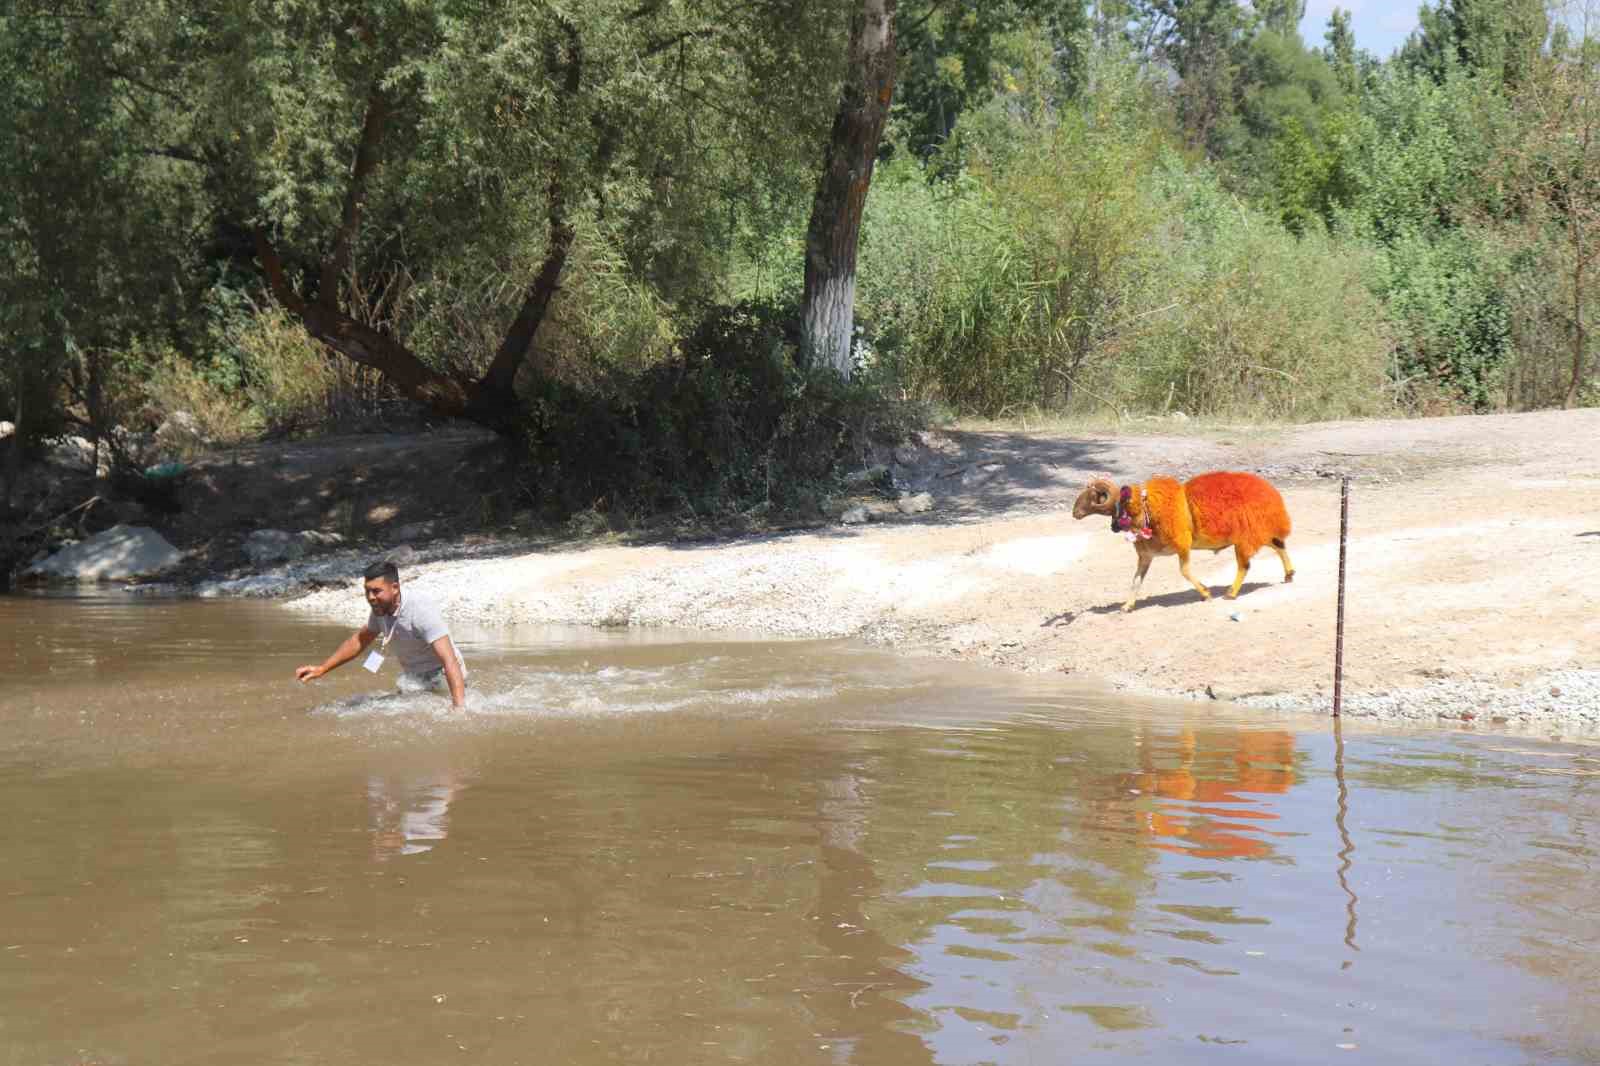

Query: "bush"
<box><xmin>1368</xmin><ymin>227</ymin><xmax>1511</xmax><ymax>410</ymax></box>
<box><xmin>141</xmin><ymin>346</ymin><xmax>261</xmax><ymax>452</ymax></box>
<box><xmin>857</xmin><ymin>90</ymin><xmax>1163</xmax><ymax>415</ymax></box>
<box><xmin>1104</xmin><ymin>162</ymin><xmax>1397</xmax><ymax>420</ymax></box>
<box><xmin>362</xmin><ymin>212</ymin><xmax>681</xmax><ymax>390</ymax></box>
<box><xmin>1334</xmin><ymin>68</ymin><xmax>1509</xmax><ymax>245</ymax></box>
<box><xmin>1329</xmin><ymin>68</ymin><xmax>1516</xmax><ymax>408</ymax></box>
<box><xmin>1496</xmin><ymin>221</ymin><xmax>1599</xmax><ymax>410</ymax></box>
<box><xmin>0</xmin><ymin>349</ymin><xmax>73</xmax><ymax>460</ymax></box>
<box><xmin>855</xmin><ymin>106</ymin><xmax>1395</xmax><ymax>421</ymax></box>
<box><xmin>232</xmin><ymin>308</ymin><xmax>347</xmax><ymax>433</ymax></box>
<box><xmin>514</xmin><ymin>299</ymin><xmax>919</xmax><ymax>524</ymax></box>
<box><xmin>137</xmin><ymin>312</ymin><xmax>354</xmax><ymax>453</ymax></box>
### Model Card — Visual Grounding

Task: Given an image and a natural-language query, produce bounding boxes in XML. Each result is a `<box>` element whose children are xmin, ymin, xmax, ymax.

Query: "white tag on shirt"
<box><xmin>363</xmin><ymin>650</ymin><xmax>385</xmax><ymax>673</ymax></box>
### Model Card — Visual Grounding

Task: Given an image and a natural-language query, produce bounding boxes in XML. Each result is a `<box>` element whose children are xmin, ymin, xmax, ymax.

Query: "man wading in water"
<box><xmin>294</xmin><ymin>560</ymin><xmax>468</xmax><ymax>710</ymax></box>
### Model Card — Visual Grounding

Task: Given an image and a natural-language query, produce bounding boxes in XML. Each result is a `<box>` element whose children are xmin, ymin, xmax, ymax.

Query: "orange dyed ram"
<box><xmin>1072</xmin><ymin>471</ymin><xmax>1295</xmax><ymax>612</ymax></box>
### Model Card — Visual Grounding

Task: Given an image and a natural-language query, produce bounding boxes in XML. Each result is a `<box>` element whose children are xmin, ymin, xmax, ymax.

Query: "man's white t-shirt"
<box><xmin>366</xmin><ymin>589</ymin><xmax>466</xmax><ymax>676</ymax></box>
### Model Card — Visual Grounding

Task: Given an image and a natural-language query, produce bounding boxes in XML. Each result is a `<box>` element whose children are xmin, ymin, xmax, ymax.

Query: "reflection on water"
<box><xmin>368</xmin><ymin>772</ymin><xmax>464</xmax><ymax>860</ymax></box>
<box><xmin>1333</xmin><ymin>717</ymin><xmax>1360</xmax><ymax>954</ymax></box>
<box><xmin>1119</xmin><ymin>728</ymin><xmax>1297</xmax><ymax>860</ymax></box>
<box><xmin>1</xmin><ymin>593</ymin><xmax>1598</xmax><ymax>1065</ymax></box>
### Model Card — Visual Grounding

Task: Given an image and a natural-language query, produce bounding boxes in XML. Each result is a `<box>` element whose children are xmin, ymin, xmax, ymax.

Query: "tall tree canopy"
<box><xmin>5</xmin><ymin>0</ymin><xmax>852</xmax><ymax>434</ymax></box>
<box><xmin>1</xmin><ymin>8</ymin><xmax>199</xmax><ymax>467</ymax></box>
<box><xmin>894</xmin><ymin>0</ymin><xmax>1087</xmax><ymax>160</ymax></box>
<box><xmin>1401</xmin><ymin>0</ymin><xmax>1550</xmax><ymax>89</ymax></box>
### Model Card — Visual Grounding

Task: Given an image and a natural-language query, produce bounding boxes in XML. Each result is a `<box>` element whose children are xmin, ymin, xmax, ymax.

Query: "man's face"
<box><xmin>364</xmin><ymin>577</ymin><xmax>400</xmax><ymax>615</ymax></box>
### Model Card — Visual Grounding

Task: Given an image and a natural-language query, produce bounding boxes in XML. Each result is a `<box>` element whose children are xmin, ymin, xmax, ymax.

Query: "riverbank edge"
<box><xmin>89</xmin><ymin>535</ymin><xmax>1599</xmax><ymax>739</ymax></box>
<box><xmin>23</xmin><ymin>408</ymin><xmax>1600</xmax><ymax>738</ymax></box>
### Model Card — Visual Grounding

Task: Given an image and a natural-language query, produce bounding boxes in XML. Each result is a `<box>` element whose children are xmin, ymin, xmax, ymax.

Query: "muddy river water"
<box><xmin>2</xmin><ymin>593</ymin><xmax>1597</xmax><ymax>1064</ymax></box>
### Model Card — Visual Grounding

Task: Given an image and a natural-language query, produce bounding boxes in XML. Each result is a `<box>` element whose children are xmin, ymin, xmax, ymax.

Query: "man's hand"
<box><xmin>296</xmin><ymin>628</ymin><xmax>371</xmax><ymax>685</ymax></box>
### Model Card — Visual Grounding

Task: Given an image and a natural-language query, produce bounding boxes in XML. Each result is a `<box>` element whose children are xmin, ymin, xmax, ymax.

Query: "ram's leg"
<box><xmin>1271</xmin><ymin>538</ymin><xmax>1295</xmax><ymax>583</ymax></box>
<box><xmin>1177</xmin><ymin>548</ymin><xmax>1210</xmax><ymax>601</ymax></box>
<box><xmin>1122</xmin><ymin>552</ymin><xmax>1153</xmax><ymax>613</ymax></box>
<box><xmin>1227</xmin><ymin>545</ymin><xmax>1252</xmax><ymax>599</ymax></box>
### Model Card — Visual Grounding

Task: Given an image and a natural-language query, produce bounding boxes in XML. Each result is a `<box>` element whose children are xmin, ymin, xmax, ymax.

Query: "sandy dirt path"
<box><xmin>286</xmin><ymin>409</ymin><xmax>1600</xmax><ymax>727</ymax></box>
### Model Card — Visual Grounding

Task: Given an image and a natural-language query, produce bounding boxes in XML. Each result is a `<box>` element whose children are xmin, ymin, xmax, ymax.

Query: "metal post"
<box><xmin>1333</xmin><ymin>476</ymin><xmax>1349</xmax><ymax>717</ymax></box>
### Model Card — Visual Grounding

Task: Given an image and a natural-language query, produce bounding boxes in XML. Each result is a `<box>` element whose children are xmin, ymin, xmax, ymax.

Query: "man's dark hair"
<box><xmin>363</xmin><ymin>560</ymin><xmax>400</xmax><ymax>584</ymax></box>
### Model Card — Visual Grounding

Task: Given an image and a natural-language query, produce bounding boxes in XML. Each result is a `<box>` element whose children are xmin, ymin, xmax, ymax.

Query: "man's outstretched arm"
<box><xmin>296</xmin><ymin>627</ymin><xmax>376</xmax><ymax>682</ymax></box>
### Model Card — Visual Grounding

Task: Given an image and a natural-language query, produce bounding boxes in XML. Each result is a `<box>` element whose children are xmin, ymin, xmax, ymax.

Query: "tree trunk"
<box><xmin>254</xmin><ymin>231</ymin><xmax>479</xmax><ymax>422</ymax></box>
<box><xmin>300</xmin><ymin>300</ymin><xmax>477</xmax><ymax>418</ymax></box>
<box><xmin>253</xmin><ymin>35</ymin><xmax>591</xmax><ymax>437</ymax></box>
<box><xmin>1568</xmin><ymin>56</ymin><xmax>1593</xmax><ymax>406</ymax></box>
<box><xmin>321</xmin><ymin>85</ymin><xmax>388</xmax><ymax>308</ymax></box>
<box><xmin>472</xmin><ymin>163</ymin><xmax>576</xmax><ymax>416</ymax></box>
<box><xmin>801</xmin><ymin>0</ymin><xmax>897</xmax><ymax>378</ymax></box>
<box><xmin>1570</xmin><ymin>249</ymin><xmax>1586</xmax><ymax>409</ymax></box>
<box><xmin>473</xmin><ymin>24</ymin><xmax>586</xmax><ymax>418</ymax></box>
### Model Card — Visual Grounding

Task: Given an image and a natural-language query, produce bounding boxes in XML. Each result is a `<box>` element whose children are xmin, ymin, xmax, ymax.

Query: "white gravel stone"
<box><xmin>1238</xmin><ymin>669</ymin><xmax>1600</xmax><ymax>732</ymax></box>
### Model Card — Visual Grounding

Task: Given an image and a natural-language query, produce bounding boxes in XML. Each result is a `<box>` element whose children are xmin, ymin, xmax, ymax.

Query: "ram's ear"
<box><xmin>1071</xmin><ymin>484</ymin><xmax>1097</xmax><ymax>519</ymax></box>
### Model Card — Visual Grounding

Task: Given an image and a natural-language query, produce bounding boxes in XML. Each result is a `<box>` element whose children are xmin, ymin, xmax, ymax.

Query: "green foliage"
<box><xmin>135</xmin><ymin>296</ymin><xmax>383</xmax><ymax>443</ymax></box>
<box><xmin>855</xmin><ymin>49</ymin><xmax>1394</xmax><ymax>422</ymax></box>
<box><xmin>3</xmin><ymin>0</ymin><xmax>854</xmax><ymax>406</ymax></box>
<box><xmin>1225</xmin><ymin>30</ymin><xmax>1346</xmax><ymax>203</ymax></box>
<box><xmin>1401</xmin><ymin>0</ymin><xmax>1549</xmax><ymax>89</ymax></box>
<box><xmin>0</xmin><ymin>8</ymin><xmax>202</xmax><ymax>451</ymax></box>
<box><xmin>1266</xmin><ymin>111</ymin><xmax>1351</xmax><ymax>233</ymax></box>
<box><xmin>0</xmin><ymin>345</ymin><xmax>71</xmax><ymax>457</ymax></box>
<box><xmin>508</xmin><ymin>214</ymin><xmax>681</xmax><ymax>381</ymax></box>
<box><xmin>1327</xmin><ymin>68</ymin><xmax>1515</xmax><ymax>407</ymax></box>
<box><xmin>1136</xmin><ymin>0</ymin><xmax>1255</xmax><ymax>80</ymax></box>
<box><xmin>893</xmin><ymin>0</ymin><xmax>1089</xmax><ymax>160</ymax></box>
<box><xmin>1487</xmin><ymin>9</ymin><xmax>1600</xmax><ymax>408</ymax></box>
<box><xmin>858</xmin><ymin>57</ymin><xmax>1166</xmax><ymax>414</ymax></box>
<box><xmin>1103</xmin><ymin>160</ymin><xmax>1395</xmax><ymax>419</ymax></box>
<box><xmin>1368</xmin><ymin>228</ymin><xmax>1510</xmax><ymax>410</ymax></box>
<box><xmin>1132</xmin><ymin>3</ymin><xmax>1356</xmax><ymax>232</ymax></box>
<box><xmin>1495</xmin><ymin>223</ymin><xmax>1596</xmax><ymax>409</ymax></box>
<box><xmin>4</xmin><ymin>0</ymin><xmax>1595</xmax><ymax>539</ymax></box>
<box><xmin>515</xmin><ymin>301</ymin><xmax>915</xmax><ymax>523</ymax></box>
<box><xmin>1134</xmin><ymin>0</ymin><xmax>1288</xmax><ymax>159</ymax></box>
<box><xmin>231</xmin><ymin>309</ymin><xmax>349</xmax><ymax>435</ymax></box>
<box><xmin>1322</xmin><ymin>7</ymin><xmax>1362</xmax><ymax>95</ymax></box>
<box><xmin>141</xmin><ymin>346</ymin><xmax>263</xmax><ymax>451</ymax></box>
<box><xmin>1335</xmin><ymin>67</ymin><xmax>1509</xmax><ymax>241</ymax></box>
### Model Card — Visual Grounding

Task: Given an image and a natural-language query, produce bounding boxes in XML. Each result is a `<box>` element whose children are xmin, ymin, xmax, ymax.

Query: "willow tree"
<box><xmin>22</xmin><ymin>1</ymin><xmax>847</xmax><ymax>436</ymax></box>
<box><xmin>0</xmin><ymin>9</ymin><xmax>197</xmax><ymax>480</ymax></box>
